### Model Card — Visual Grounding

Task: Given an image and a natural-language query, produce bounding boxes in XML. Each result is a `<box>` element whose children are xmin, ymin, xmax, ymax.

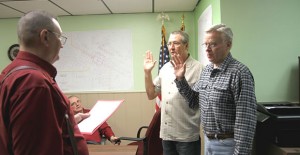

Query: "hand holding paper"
<box><xmin>74</xmin><ymin>113</ymin><xmax>90</xmax><ymax>124</ymax></box>
<box><xmin>78</xmin><ymin>100</ymin><xmax>124</xmax><ymax>135</ymax></box>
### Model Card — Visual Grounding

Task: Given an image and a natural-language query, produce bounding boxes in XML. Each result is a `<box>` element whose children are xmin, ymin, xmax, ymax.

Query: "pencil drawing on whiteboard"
<box><xmin>53</xmin><ymin>29</ymin><xmax>133</xmax><ymax>92</ymax></box>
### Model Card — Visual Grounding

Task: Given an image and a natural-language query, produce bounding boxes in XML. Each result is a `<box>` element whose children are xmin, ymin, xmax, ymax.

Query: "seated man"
<box><xmin>68</xmin><ymin>95</ymin><xmax>121</xmax><ymax>145</ymax></box>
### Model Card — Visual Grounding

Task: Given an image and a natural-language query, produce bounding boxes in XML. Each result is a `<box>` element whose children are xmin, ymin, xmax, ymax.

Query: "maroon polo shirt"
<box><xmin>0</xmin><ymin>52</ymin><xmax>88</xmax><ymax>155</ymax></box>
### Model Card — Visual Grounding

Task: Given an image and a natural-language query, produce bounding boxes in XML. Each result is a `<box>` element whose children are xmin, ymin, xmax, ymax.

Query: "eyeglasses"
<box><xmin>202</xmin><ymin>42</ymin><xmax>219</xmax><ymax>49</ymax></box>
<box><xmin>167</xmin><ymin>41</ymin><xmax>182</xmax><ymax>47</ymax></box>
<box><xmin>47</xmin><ymin>29</ymin><xmax>67</xmax><ymax>45</ymax></box>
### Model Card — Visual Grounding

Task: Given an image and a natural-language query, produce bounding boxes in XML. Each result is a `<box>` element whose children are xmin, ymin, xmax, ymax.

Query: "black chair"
<box><xmin>119</xmin><ymin>109</ymin><xmax>163</xmax><ymax>155</ymax></box>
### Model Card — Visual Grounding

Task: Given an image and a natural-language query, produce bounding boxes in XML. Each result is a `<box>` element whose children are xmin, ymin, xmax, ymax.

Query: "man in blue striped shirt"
<box><xmin>172</xmin><ymin>24</ymin><xmax>257</xmax><ymax>155</ymax></box>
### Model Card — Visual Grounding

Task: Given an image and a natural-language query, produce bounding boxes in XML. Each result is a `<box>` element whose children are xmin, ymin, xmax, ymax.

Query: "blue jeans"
<box><xmin>162</xmin><ymin>139</ymin><xmax>201</xmax><ymax>155</ymax></box>
<box><xmin>204</xmin><ymin>135</ymin><xmax>235</xmax><ymax>155</ymax></box>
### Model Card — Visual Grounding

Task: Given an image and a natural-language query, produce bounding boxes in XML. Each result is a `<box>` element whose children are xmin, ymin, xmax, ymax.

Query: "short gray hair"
<box><xmin>170</xmin><ymin>30</ymin><xmax>189</xmax><ymax>44</ymax></box>
<box><xmin>17</xmin><ymin>10</ymin><xmax>56</xmax><ymax>47</ymax></box>
<box><xmin>206</xmin><ymin>24</ymin><xmax>233</xmax><ymax>42</ymax></box>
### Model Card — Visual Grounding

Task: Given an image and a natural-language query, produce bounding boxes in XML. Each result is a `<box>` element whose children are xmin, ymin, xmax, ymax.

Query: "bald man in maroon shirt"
<box><xmin>0</xmin><ymin>10</ymin><xmax>88</xmax><ymax>155</ymax></box>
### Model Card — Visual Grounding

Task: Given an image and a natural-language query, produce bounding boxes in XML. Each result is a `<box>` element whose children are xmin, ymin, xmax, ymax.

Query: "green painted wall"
<box><xmin>194</xmin><ymin>0</ymin><xmax>300</xmax><ymax>102</ymax></box>
<box><xmin>193</xmin><ymin>0</ymin><xmax>221</xmax><ymax>60</ymax></box>
<box><xmin>2</xmin><ymin>0</ymin><xmax>300</xmax><ymax>102</ymax></box>
<box><xmin>0</xmin><ymin>12</ymin><xmax>195</xmax><ymax>92</ymax></box>
<box><xmin>0</xmin><ymin>19</ymin><xmax>19</xmax><ymax>67</ymax></box>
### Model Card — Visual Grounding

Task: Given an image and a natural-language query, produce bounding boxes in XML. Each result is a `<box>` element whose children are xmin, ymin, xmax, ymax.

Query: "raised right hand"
<box><xmin>144</xmin><ymin>50</ymin><xmax>157</xmax><ymax>73</ymax></box>
<box><xmin>170</xmin><ymin>54</ymin><xmax>186</xmax><ymax>80</ymax></box>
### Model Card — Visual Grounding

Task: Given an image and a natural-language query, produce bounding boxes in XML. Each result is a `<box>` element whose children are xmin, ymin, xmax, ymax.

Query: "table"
<box><xmin>88</xmin><ymin>144</ymin><xmax>138</xmax><ymax>155</ymax></box>
<box><xmin>266</xmin><ymin>144</ymin><xmax>300</xmax><ymax>155</ymax></box>
<box><xmin>254</xmin><ymin>140</ymin><xmax>300</xmax><ymax>155</ymax></box>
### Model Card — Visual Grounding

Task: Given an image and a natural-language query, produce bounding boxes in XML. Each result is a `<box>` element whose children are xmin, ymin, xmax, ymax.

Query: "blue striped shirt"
<box><xmin>175</xmin><ymin>53</ymin><xmax>257</xmax><ymax>155</ymax></box>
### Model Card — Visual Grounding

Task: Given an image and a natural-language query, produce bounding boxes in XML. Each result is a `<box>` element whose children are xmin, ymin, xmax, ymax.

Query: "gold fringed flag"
<box><xmin>158</xmin><ymin>25</ymin><xmax>170</xmax><ymax>71</ymax></box>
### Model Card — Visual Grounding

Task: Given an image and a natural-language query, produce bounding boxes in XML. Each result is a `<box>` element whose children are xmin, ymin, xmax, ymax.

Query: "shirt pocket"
<box><xmin>212</xmin><ymin>83</ymin><xmax>232</xmax><ymax>104</ymax></box>
<box><xmin>213</xmin><ymin>83</ymin><xmax>229</xmax><ymax>92</ymax></box>
<box><xmin>199</xmin><ymin>83</ymin><xmax>208</xmax><ymax>90</ymax></box>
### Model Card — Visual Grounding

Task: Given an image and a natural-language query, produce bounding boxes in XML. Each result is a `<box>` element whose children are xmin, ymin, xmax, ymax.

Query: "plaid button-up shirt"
<box><xmin>175</xmin><ymin>53</ymin><xmax>257</xmax><ymax>155</ymax></box>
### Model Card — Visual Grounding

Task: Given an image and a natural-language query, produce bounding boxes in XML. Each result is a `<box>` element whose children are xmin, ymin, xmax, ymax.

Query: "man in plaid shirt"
<box><xmin>172</xmin><ymin>24</ymin><xmax>257</xmax><ymax>155</ymax></box>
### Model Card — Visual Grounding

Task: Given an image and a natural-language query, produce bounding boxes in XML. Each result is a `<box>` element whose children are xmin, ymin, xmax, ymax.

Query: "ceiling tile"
<box><xmin>1</xmin><ymin>1</ymin><xmax>69</xmax><ymax>17</ymax></box>
<box><xmin>52</xmin><ymin>0</ymin><xmax>111</xmax><ymax>15</ymax></box>
<box><xmin>0</xmin><ymin>4</ymin><xmax>23</xmax><ymax>18</ymax></box>
<box><xmin>104</xmin><ymin>0</ymin><xmax>152</xmax><ymax>14</ymax></box>
<box><xmin>155</xmin><ymin>0</ymin><xmax>198</xmax><ymax>12</ymax></box>
<box><xmin>0</xmin><ymin>0</ymin><xmax>199</xmax><ymax>19</ymax></box>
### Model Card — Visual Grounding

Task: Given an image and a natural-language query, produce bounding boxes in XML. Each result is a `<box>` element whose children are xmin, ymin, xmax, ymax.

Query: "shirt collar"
<box><xmin>15</xmin><ymin>51</ymin><xmax>57</xmax><ymax>78</ymax></box>
<box><xmin>184</xmin><ymin>54</ymin><xmax>194</xmax><ymax>68</ymax></box>
<box><xmin>208</xmin><ymin>53</ymin><xmax>233</xmax><ymax>72</ymax></box>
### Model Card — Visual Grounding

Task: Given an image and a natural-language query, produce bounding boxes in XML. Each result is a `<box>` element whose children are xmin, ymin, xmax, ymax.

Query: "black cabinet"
<box><xmin>256</xmin><ymin>102</ymin><xmax>300</xmax><ymax>147</ymax></box>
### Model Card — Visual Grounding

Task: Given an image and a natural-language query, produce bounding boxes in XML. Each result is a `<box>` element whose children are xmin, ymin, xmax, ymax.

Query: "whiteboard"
<box><xmin>53</xmin><ymin>29</ymin><xmax>133</xmax><ymax>92</ymax></box>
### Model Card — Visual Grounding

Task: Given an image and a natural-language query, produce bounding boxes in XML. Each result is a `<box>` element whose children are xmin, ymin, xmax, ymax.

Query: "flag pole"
<box><xmin>156</xmin><ymin>12</ymin><xmax>170</xmax><ymax>73</ymax></box>
<box><xmin>161</xmin><ymin>25</ymin><xmax>166</xmax><ymax>70</ymax></box>
<box><xmin>180</xmin><ymin>14</ymin><xmax>185</xmax><ymax>31</ymax></box>
<box><xmin>156</xmin><ymin>12</ymin><xmax>170</xmax><ymax>26</ymax></box>
<box><xmin>155</xmin><ymin>12</ymin><xmax>170</xmax><ymax>111</ymax></box>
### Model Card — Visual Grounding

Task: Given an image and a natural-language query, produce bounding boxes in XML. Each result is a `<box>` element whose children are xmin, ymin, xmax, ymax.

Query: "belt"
<box><xmin>206</xmin><ymin>132</ymin><xmax>234</xmax><ymax>140</ymax></box>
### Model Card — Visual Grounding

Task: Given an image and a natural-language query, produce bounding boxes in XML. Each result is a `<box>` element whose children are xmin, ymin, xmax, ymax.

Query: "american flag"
<box><xmin>155</xmin><ymin>25</ymin><xmax>170</xmax><ymax>111</ymax></box>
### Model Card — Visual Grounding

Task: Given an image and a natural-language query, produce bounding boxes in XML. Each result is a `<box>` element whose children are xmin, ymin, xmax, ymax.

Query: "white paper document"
<box><xmin>78</xmin><ymin>100</ymin><xmax>124</xmax><ymax>135</ymax></box>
